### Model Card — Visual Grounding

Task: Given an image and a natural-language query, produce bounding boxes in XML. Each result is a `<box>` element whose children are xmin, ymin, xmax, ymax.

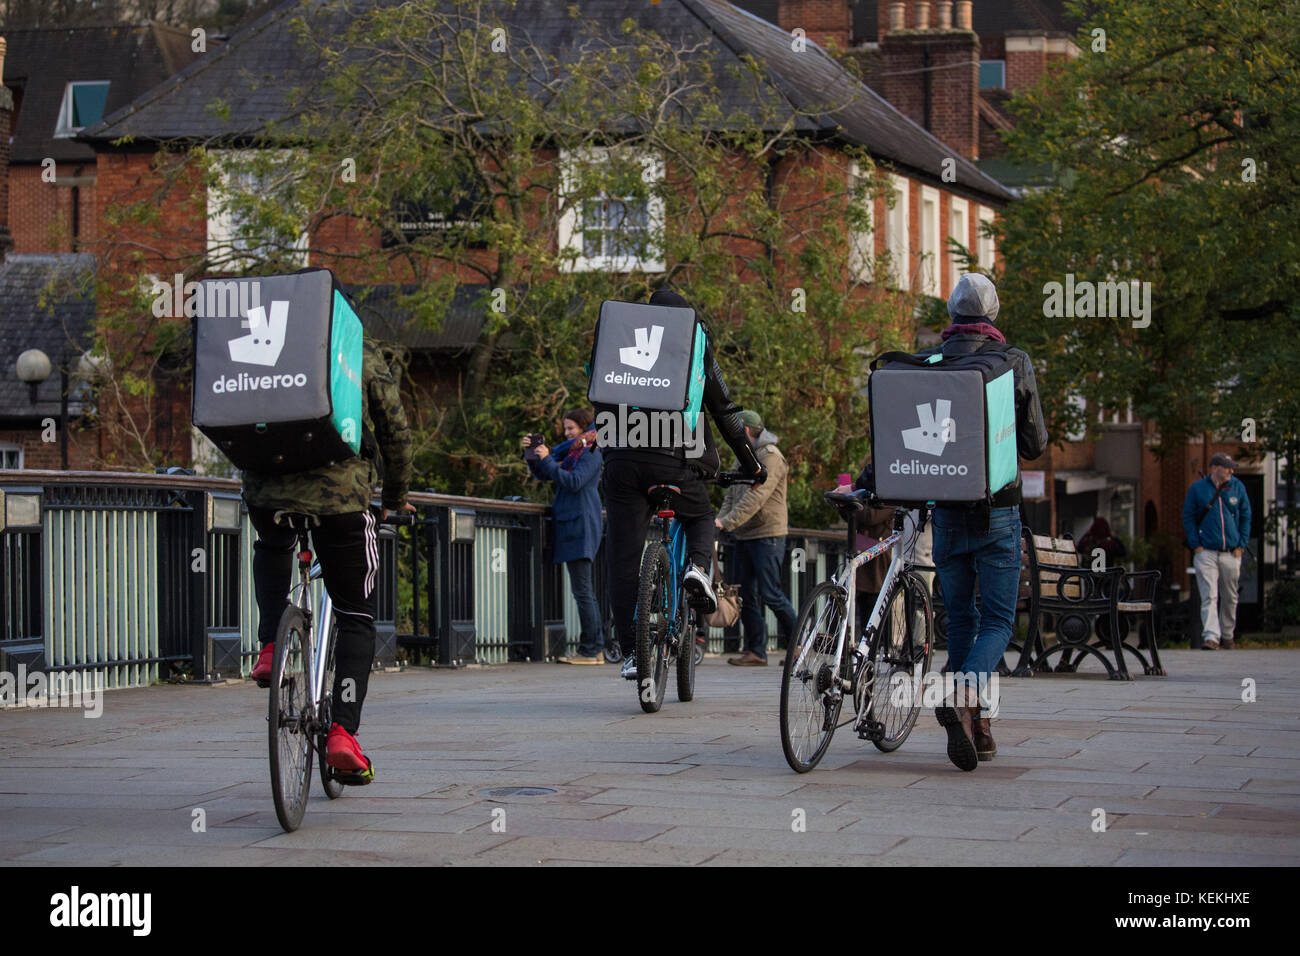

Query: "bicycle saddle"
<box><xmin>646</xmin><ymin>484</ymin><xmax>682</xmax><ymax>498</ymax></box>
<box><xmin>272</xmin><ymin>511</ymin><xmax>321</xmax><ymax>530</ymax></box>
<box><xmin>823</xmin><ymin>489</ymin><xmax>868</xmax><ymax>512</ymax></box>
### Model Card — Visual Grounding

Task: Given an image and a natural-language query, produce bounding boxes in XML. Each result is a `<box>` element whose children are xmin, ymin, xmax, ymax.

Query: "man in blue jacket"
<box><xmin>1182</xmin><ymin>453</ymin><xmax>1252</xmax><ymax>650</ymax></box>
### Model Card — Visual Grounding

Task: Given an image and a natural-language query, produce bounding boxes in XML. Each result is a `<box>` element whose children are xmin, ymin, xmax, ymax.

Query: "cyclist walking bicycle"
<box><xmin>246</xmin><ymin>339</ymin><xmax>414</xmax><ymax>781</ymax></box>
<box><xmin>593</xmin><ymin>289</ymin><xmax>766</xmax><ymax>682</ymax></box>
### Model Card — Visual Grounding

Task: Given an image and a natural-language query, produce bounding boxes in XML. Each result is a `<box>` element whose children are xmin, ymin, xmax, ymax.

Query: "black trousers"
<box><xmin>603</xmin><ymin>456</ymin><xmax>716</xmax><ymax>657</ymax></box>
<box><xmin>249</xmin><ymin>506</ymin><xmax>378</xmax><ymax>735</ymax></box>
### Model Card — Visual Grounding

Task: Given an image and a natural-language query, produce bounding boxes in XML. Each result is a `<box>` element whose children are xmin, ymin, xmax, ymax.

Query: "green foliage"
<box><xmin>995</xmin><ymin>0</ymin><xmax>1300</xmax><ymax>458</ymax></box>
<box><xmin>1264</xmin><ymin>577</ymin><xmax>1300</xmax><ymax>631</ymax></box>
<box><xmin>165</xmin><ymin>0</ymin><xmax>907</xmax><ymax>525</ymax></box>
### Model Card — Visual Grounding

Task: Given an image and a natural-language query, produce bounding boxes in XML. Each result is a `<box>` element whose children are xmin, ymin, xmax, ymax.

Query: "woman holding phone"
<box><xmin>524</xmin><ymin>409</ymin><xmax>606</xmax><ymax>663</ymax></box>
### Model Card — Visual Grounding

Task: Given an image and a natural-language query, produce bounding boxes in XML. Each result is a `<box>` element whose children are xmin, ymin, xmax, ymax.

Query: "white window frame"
<box><xmin>558</xmin><ymin>146</ymin><xmax>665</xmax><ymax>274</ymax></box>
<box><xmin>0</xmin><ymin>442</ymin><xmax>22</xmax><ymax>470</ymax></box>
<box><xmin>977</xmin><ymin>205</ymin><xmax>996</xmax><ymax>272</ymax></box>
<box><xmin>206</xmin><ymin>149</ymin><xmax>309</xmax><ymax>273</ymax></box>
<box><xmin>919</xmin><ymin>185</ymin><xmax>941</xmax><ymax>297</ymax></box>
<box><xmin>54</xmin><ymin>81</ymin><xmax>110</xmax><ymax>138</ymax></box>
<box><xmin>886</xmin><ymin>174</ymin><xmax>910</xmax><ymax>291</ymax></box>
<box><xmin>848</xmin><ymin>162</ymin><xmax>874</xmax><ymax>282</ymax></box>
<box><xmin>948</xmin><ymin>196</ymin><xmax>969</xmax><ymax>294</ymax></box>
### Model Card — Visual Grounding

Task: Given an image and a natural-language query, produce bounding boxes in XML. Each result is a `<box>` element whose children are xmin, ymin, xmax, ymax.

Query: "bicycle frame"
<box><xmin>789</xmin><ymin>514</ymin><xmax>915</xmax><ymax>693</ymax></box>
<box><xmin>286</xmin><ymin>545</ymin><xmax>334</xmax><ymax>722</ymax></box>
<box><xmin>632</xmin><ymin>510</ymin><xmax>688</xmax><ymax>647</ymax></box>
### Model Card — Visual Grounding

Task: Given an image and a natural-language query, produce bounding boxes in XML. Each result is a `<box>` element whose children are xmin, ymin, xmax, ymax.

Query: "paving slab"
<box><xmin>1</xmin><ymin>649</ymin><xmax>1298</xmax><ymax>865</ymax></box>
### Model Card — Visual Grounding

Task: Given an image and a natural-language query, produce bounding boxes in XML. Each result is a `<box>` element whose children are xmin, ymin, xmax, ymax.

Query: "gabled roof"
<box><xmin>2</xmin><ymin>23</ymin><xmax>202</xmax><ymax>164</ymax></box>
<box><xmin>82</xmin><ymin>0</ymin><xmax>1011</xmax><ymax>202</ymax></box>
<box><xmin>0</xmin><ymin>254</ymin><xmax>96</xmax><ymax>420</ymax></box>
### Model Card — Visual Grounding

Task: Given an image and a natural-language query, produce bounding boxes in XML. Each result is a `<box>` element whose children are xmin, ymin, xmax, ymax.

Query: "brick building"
<box><xmin>67</xmin><ymin>0</ymin><xmax>1013</xmax><ymax>469</ymax></box>
<box><xmin>735</xmin><ymin>1</ymin><xmax>1273</xmax><ymax>613</ymax></box>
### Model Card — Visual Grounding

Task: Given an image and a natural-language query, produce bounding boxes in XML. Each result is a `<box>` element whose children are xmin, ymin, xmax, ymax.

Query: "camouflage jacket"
<box><xmin>241</xmin><ymin>340</ymin><xmax>413</xmax><ymax>515</ymax></box>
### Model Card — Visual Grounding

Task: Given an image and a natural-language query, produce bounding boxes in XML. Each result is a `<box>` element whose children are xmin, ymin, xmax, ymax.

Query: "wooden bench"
<box><xmin>1010</xmin><ymin>533</ymin><xmax>1165</xmax><ymax>680</ymax></box>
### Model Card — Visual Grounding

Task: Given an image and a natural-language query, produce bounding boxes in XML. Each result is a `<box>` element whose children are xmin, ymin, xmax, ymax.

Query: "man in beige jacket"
<box><xmin>715</xmin><ymin>410</ymin><xmax>797</xmax><ymax>665</ymax></box>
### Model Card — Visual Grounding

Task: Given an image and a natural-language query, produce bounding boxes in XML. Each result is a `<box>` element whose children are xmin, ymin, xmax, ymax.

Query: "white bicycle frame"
<box><xmin>790</xmin><ymin>511</ymin><xmax>919</xmax><ymax>705</ymax></box>
<box><xmin>287</xmin><ymin>557</ymin><xmax>334</xmax><ymax>720</ymax></box>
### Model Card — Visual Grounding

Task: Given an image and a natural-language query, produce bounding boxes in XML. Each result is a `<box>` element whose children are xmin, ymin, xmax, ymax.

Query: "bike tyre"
<box><xmin>635</xmin><ymin>541</ymin><xmax>671</xmax><ymax>714</ymax></box>
<box><xmin>269</xmin><ymin>606</ymin><xmax>313</xmax><ymax>832</ymax></box>
<box><xmin>780</xmin><ymin>581</ymin><xmax>849</xmax><ymax>773</ymax></box>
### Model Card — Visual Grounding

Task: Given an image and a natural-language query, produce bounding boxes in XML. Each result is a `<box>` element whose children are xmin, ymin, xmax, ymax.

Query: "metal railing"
<box><xmin>0</xmin><ymin>470</ymin><xmax>850</xmax><ymax>686</ymax></box>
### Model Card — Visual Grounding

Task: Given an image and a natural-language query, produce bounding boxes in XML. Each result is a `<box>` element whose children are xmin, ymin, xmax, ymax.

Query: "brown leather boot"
<box><xmin>935</xmin><ymin>687</ymin><xmax>979</xmax><ymax>772</ymax></box>
<box><xmin>972</xmin><ymin>711</ymin><xmax>996</xmax><ymax>761</ymax></box>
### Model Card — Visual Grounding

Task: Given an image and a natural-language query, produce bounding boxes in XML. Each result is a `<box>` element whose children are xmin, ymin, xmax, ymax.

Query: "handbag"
<box><xmin>705</xmin><ymin>544</ymin><xmax>742</xmax><ymax>628</ymax></box>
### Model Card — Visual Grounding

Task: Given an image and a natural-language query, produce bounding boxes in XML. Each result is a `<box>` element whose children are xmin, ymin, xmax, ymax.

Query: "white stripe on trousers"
<box><xmin>362</xmin><ymin>510</ymin><xmax>377</xmax><ymax>598</ymax></box>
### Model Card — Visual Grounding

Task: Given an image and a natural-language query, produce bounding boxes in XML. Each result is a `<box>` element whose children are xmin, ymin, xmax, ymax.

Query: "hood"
<box><xmin>754</xmin><ymin>429</ymin><xmax>779</xmax><ymax>450</ymax></box>
<box><xmin>948</xmin><ymin>273</ymin><xmax>1000</xmax><ymax>323</ymax></box>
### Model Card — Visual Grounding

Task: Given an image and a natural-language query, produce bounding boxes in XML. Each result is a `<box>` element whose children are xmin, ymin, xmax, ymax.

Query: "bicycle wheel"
<box><xmin>676</xmin><ymin>600</ymin><xmax>697</xmax><ymax>702</ymax></box>
<box><xmin>864</xmin><ymin>571</ymin><xmax>933</xmax><ymax>752</ymax></box>
<box><xmin>268</xmin><ymin>606</ymin><xmax>314</xmax><ymax>832</ymax></box>
<box><xmin>317</xmin><ymin>620</ymin><xmax>343</xmax><ymax>800</ymax></box>
<box><xmin>780</xmin><ymin>581</ymin><xmax>849</xmax><ymax>773</ymax></box>
<box><xmin>635</xmin><ymin>541</ymin><xmax>671</xmax><ymax>713</ymax></box>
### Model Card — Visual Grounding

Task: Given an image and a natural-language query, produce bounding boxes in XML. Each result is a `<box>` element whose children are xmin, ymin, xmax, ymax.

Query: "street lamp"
<box><xmin>14</xmin><ymin>347</ymin><xmax>68</xmax><ymax>470</ymax></box>
<box><xmin>15</xmin><ymin>348</ymin><xmax>51</xmax><ymax>405</ymax></box>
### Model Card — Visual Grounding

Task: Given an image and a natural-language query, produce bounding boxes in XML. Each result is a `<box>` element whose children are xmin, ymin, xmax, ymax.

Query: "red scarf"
<box><xmin>563</xmin><ymin>429</ymin><xmax>598</xmax><ymax>470</ymax></box>
<box><xmin>941</xmin><ymin>321</ymin><xmax>1005</xmax><ymax>343</ymax></box>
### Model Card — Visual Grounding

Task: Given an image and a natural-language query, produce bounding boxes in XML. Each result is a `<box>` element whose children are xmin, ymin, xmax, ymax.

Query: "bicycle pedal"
<box><xmin>332</xmin><ymin>759</ymin><xmax>374</xmax><ymax>786</ymax></box>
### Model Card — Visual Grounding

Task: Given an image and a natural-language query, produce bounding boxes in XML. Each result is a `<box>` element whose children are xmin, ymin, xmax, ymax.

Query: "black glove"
<box><xmin>751</xmin><ymin>465</ymin><xmax>768</xmax><ymax>486</ymax></box>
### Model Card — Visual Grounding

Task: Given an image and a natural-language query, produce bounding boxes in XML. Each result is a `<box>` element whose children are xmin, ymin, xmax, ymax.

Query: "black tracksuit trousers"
<box><xmin>603</xmin><ymin>456</ymin><xmax>716</xmax><ymax>658</ymax></box>
<box><xmin>249</xmin><ymin>506</ymin><xmax>378</xmax><ymax>735</ymax></box>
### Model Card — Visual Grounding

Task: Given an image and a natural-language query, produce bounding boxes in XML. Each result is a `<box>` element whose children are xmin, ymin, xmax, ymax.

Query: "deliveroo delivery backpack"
<box><xmin>587</xmin><ymin>299</ymin><xmax>707</xmax><ymax>446</ymax></box>
<box><xmin>192</xmin><ymin>267</ymin><xmax>364</xmax><ymax>475</ymax></box>
<box><xmin>868</xmin><ymin>342</ymin><xmax>1018</xmax><ymax>506</ymax></box>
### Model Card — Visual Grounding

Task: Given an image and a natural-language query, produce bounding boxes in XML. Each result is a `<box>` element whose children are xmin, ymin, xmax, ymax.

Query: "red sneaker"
<box><xmin>250</xmin><ymin>643</ymin><xmax>274</xmax><ymax>684</ymax></box>
<box><xmin>326</xmin><ymin>723</ymin><xmax>369</xmax><ymax>772</ymax></box>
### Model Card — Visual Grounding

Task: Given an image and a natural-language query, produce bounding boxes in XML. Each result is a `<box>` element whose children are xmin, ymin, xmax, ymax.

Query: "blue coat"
<box><xmin>1182</xmin><ymin>475</ymin><xmax>1251</xmax><ymax>551</ymax></box>
<box><xmin>528</xmin><ymin>439</ymin><xmax>603</xmax><ymax>563</ymax></box>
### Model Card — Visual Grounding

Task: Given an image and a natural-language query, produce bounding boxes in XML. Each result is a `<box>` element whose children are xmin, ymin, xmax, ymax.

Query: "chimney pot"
<box><xmin>915</xmin><ymin>2</ymin><xmax>931</xmax><ymax>30</ymax></box>
<box><xmin>0</xmin><ymin>37</ymin><xmax>7</xmax><ymax>81</ymax></box>
<box><xmin>888</xmin><ymin>2</ymin><xmax>906</xmax><ymax>33</ymax></box>
<box><xmin>955</xmin><ymin>1</ymin><xmax>973</xmax><ymax>30</ymax></box>
<box><xmin>937</xmin><ymin>1</ymin><xmax>953</xmax><ymax>29</ymax></box>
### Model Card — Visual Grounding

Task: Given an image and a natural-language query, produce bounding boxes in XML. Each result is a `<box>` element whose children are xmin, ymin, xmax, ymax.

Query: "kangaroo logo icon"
<box><xmin>228</xmin><ymin>301</ymin><xmax>289</xmax><ymax>367</ymax></box>
<box><xmin>619</xmin><ymin>325</ymin><xmax>664</xmax><ymax>371</ymax></box>
<box><xmin>901</xmin><ymin>400</ymin><xmax>956</xmax><ymax>456</ymax></box>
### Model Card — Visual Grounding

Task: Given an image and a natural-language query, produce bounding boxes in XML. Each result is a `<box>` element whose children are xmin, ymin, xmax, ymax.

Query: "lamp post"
<box><xmin>14</xmin><ymin>347</ymin><xmax>68</xmax><ymax>470</ymax></box>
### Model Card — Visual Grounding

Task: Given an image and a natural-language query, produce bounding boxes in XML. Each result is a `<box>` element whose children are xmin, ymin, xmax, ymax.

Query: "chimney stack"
<box><xmin>0</xmin><ymin>37</ymin><xmax>13</xmax><ymax>263</ymax></box>
<box><xmin>888</xmin><ymin>2</ymin><xmax>906</xmax><ymax>33</ymax></box>
<box><xmin>777</xmin><ymin>1</ymin><xmax>852</xmax><ymax>50</ymax></box>
<box><xmin>878</xmin><ymin>1</ymin><xmax>980</xmax><ymax>161</ymax></box>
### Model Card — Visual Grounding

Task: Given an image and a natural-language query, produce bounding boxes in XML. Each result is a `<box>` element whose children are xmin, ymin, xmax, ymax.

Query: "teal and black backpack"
<box><xmin>587</xmin><ymin>299</ymin><xmax>707</xmax><ymax>449</ymax></box>
<box><xmin>868</xmin><ymin>341</ymin><xmax>1019</xmax><ymax>506</ymax></box>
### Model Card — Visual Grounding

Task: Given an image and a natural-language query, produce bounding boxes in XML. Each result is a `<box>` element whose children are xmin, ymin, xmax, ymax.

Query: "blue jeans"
<box><xmin>566</xmin><ymin>559</ymin><xmax>605</xmax><ymax>657</ymax></box>
<box><xmin>932</xmin><ymin>507</ymin><xmax>1021</xmax><ymax>705</ymax></box>
<box><xmin>737</xmin><ymin>537</ymin><xmax>798</xmax><ymax>658</ymax></box>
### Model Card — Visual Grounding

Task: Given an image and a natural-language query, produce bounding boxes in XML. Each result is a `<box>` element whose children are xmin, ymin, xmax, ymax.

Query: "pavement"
<box><xmin>2</xmin><ymin>649</ymin><xmax>1298</xmax><ymax>866</ymax></box>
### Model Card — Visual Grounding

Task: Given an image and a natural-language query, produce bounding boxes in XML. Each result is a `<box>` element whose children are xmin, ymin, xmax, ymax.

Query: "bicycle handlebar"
<box><xmin>379</xmin><ymin>511</ymin><xmax>417</xmax><ymax>527</ymax></box>
<box><xmin>715</xmin><ymin>471</ymin><xmax>761</xmax><ymax>487</ymax></box>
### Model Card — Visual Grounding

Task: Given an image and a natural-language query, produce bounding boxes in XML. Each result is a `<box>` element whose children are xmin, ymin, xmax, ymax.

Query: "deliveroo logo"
<box><xmin>901</xmin><ymin>400</ymin><xmax>956</xmax><ymax>456</ymax></box>
<box><xmin>620</xmin><ymin>325</ymin><xmax>664</xmax><ymax>371</ymax></box>
<box><xmin>228</xmin><ymin>301</ymin><xmax>290</xmax><ymax>367</ymax></box>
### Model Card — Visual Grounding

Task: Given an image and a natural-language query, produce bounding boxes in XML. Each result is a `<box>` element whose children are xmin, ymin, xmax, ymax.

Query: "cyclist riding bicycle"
<box><xmin>245</xmin><ymin>339</ymin><xmax>413</xmax><ymax>779</ymax></box>
<box><xmin>595</xmin><ymin>288</ymin><xmax>766</xmax><ymax>681</ymax></box>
